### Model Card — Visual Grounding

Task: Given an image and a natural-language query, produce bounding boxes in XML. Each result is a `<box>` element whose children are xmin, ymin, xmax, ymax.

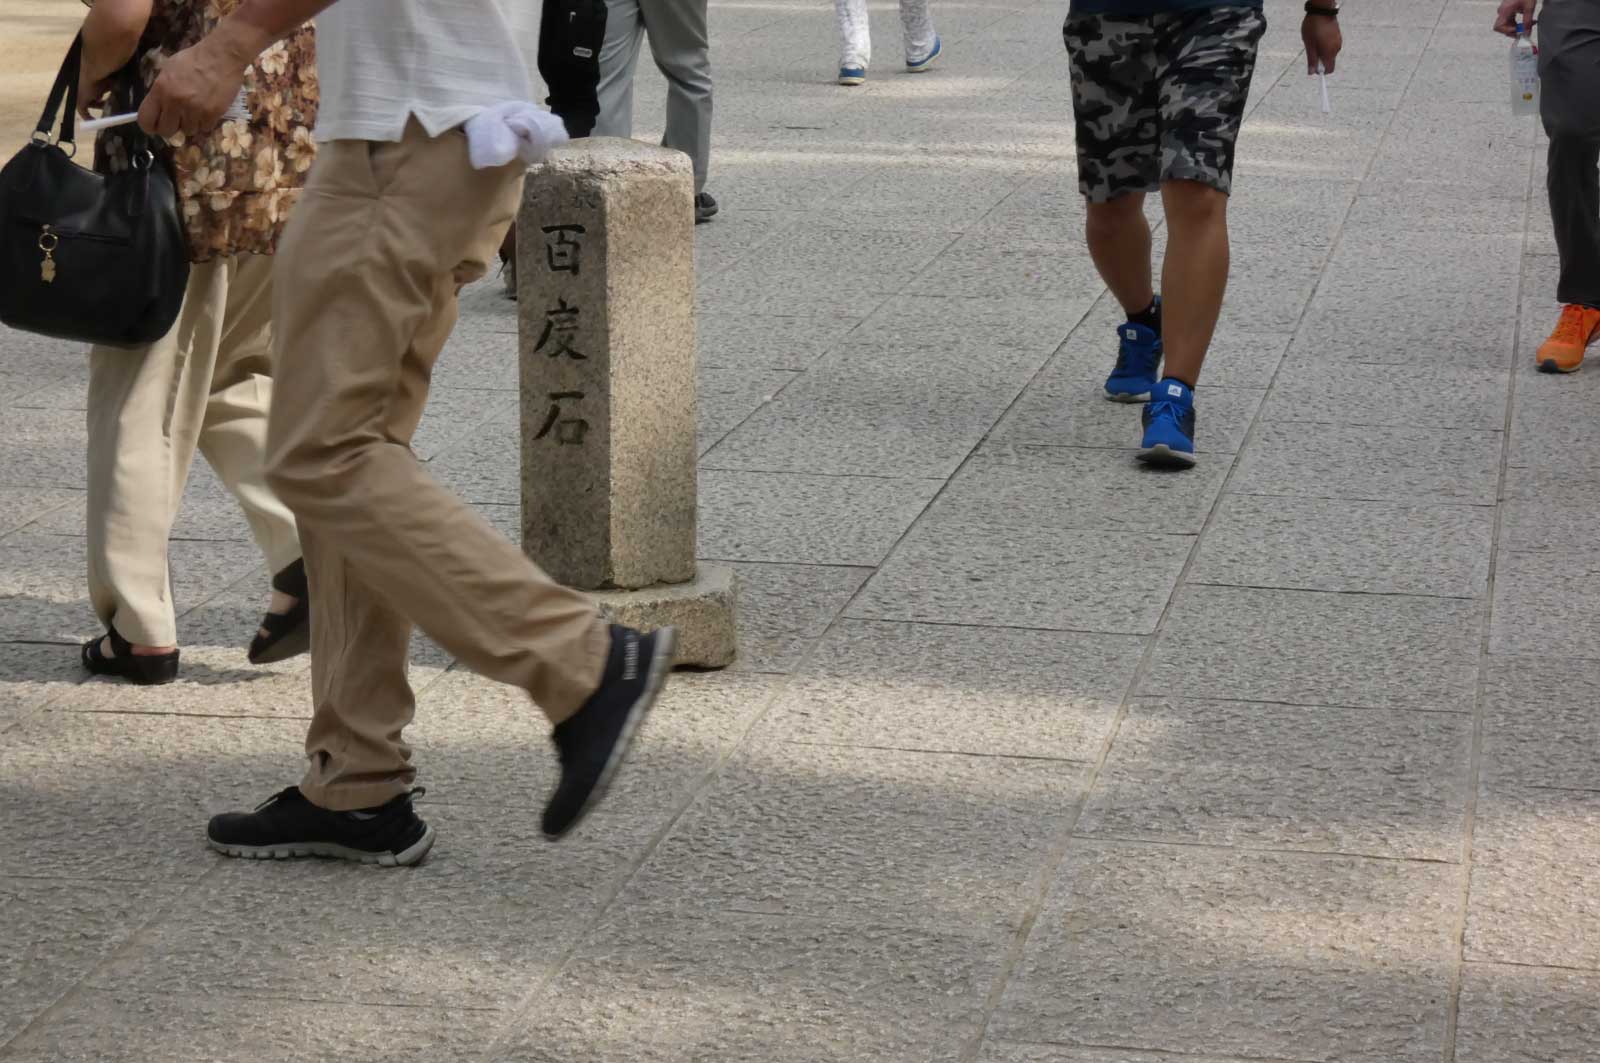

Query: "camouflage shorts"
<box><xmin>1064</xmin><ymin>5</ymin><xmax>1267</xmax><ymax>202</ymax></box>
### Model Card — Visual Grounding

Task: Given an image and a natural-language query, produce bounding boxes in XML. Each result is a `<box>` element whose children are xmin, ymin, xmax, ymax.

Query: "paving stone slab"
<box><xmin>1488</xmin><ymin>546</ymin><xmax>1600</xmax><ymax>659</ymax></box>
<box><xmin>494</xmin><ymin>911</ymin><xmax>1012</xmax><ymax>1063</ymax></box>
<box><xmin>1229</xmin><ymin>422</ymin><xmax>1502</xmax><ymax>506</ymax></box>
<box><xmin>1482</xmin><ymin>655</ymin><xmax>1600</xmax><ymax>791</ymax></box>
<box><xmin>0</xmin><ymin>486</ymin><xmax>78</xmax><ymax>538</ymax></box>
<box><xmin>1080</xmin><ymin>697</ymin><xmax>1471</xmax><ymax>860</ymax></box>
<box><xmin>698</xmin><ymin>366</ymin><xmax>798</xmax><ymax>455</ymax></box>
<box><xmin>698</xmin><ymin>312</ymin><xmax>859</xmax><ymax>372</ymax></box>
<box><xmin>0</xmin><ymin>406</ymin><xmax>88</xmax><ymax>489</ymax></box>
<box><xmin>697</xmin><ymin>469</ymin><xmax>940</xmax><ymax>566</ymax></box>
<box><xmin>0</xmin><ymin>990</ymin><xmax>491</xmax><ymax>1063</ymax></box>
<box><xmin>913</xmin><ymin>443</ymin><xmax>1228</xmax><ymax>536</ymax></box>
<box><xmin>906</xmin><ymin>232</ymin><xmax>1108</xmax><ymax>301</ymax></box>
<box><xmin>1465</xmin><ymin>785</ymin><xmax>1600</xmax><ymax>970</ymax></box>
<box><xmin>979</xmin><ymin>1045</ymin><xmax>1297</xmax><ymax>1063</ymax></box>
<box><xmin>1143</xmin><ymin>585</ymin><xmax>1482</xmax><ymax>712</ymax></box>
<box><xmin>701</xmin><ymin>358</ymin><xmax>1020</xmax><ymax>478</ymax></box>
<box><xmin>425</xmin><ymin>416</ymin><xmax>521</xmax><ymax>506</ymax></box>
<box><xmin>1286</xmin><ymin>302</ymin><xmax>1516</xmax><ymax>370</ymax></box>
<box><xmin>852</xmin><ymin>521</ymin><xmax>1194</xmax><ymax>635</ymax></box>
<box><xmin>412</xmin><ymin>667</ymin><xmax>782</xmax><ymax>817</ymax></box>
<box><xmin>713</xmin><ymin>560</ymin><xmax>871</xmax><ymax>673</ymax></box>
<box><xmin>0</xmin><ymin>709</ymin><xmax>307</xmax><ymax>881</ymax></box>
<box><xmin>996</xmin><ymin>378</ymin><xmax>1264</xmax><ymax>454</ymax></box>
<box><xmin>90</xmin><ymin>802</ymin><xmax>648</xmax><ymax>1010</ymax></box>
<box><xmin>1343</xmin><ymin>189</ymin><xmax>1526</xmax><ymax>234</ymax></box>
<box><xmin>1261</xmin><ymin>360</ymin><xmax>1510</xmax><ymax>432</ymax></box>
<box><xmin>845</xmin><ymin>294</ymin><xmax>1087</xmax><ymax>359</ymax></box>
<box><xmin>1454</xmin><ymin>964</ymin><xmax>1600</xmax><ymax>1063</ymax></box>
<box><xmin>991</xmin><ymin>841</ymin><xmax>1458</xmax><ymax>1063</ymax></box>
<box><xmin>626</xmin><ymin>737</ymin><xmax>1084</xmax><ymax>926</ymax></box>
<box><xmin>761</xmin><ymin>618</ymin><xmax>1139</xmax><ymax>759</ymax></box>
<box><xmin>410</xmin><ymin>386</ymin><xmax>517</xmax><ymax>462</ymax></box>
<box><xmin>1189</xmin><ymin>493</ymin><xmax>1493</xmax><ymax>598</ymax></box>
<box><xmin>0</xmin><ymin>640</ymin><xmax>84</xmax><ymax>724</ymax></box>
<box><xmin>699</xmin><ymin>227</ymin><xmax>953</xmax><ymax>316</ymax></box>
<box><xmin>0</xmin><ymin>877</ymin><xmax>182</xmax><ymax>1048</ymax></box>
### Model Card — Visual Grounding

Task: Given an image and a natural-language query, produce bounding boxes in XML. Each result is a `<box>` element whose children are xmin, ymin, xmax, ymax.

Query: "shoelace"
<box><xmin>1146</xmin><ymin>397</ymin><xmax>1189</xmax><ymax>424</ymax></box>
<box><xmin>1552</xmin><ymin>306</ymin><xmax>1594</xmax><ymax>346</ymax></box>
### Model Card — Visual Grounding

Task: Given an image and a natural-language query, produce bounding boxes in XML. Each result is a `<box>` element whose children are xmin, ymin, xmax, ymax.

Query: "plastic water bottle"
<box><xmin>1510</xmin><ymin>17</ymin><xmax>1539</xmax><ymax>116</ymax></box>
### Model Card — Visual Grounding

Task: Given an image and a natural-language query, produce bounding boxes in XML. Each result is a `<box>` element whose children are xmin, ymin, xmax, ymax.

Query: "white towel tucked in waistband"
<box><xmin>463</xmin><ymin>102</ymin><xmax>570</xmax><ymax>170</ymax></box>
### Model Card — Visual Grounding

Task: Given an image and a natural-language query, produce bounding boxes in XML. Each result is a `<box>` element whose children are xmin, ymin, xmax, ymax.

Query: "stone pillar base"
<box><xmin>590</xmin><ymin>564</ymin><xmax>738</xmax><ymax>670</ymax></box>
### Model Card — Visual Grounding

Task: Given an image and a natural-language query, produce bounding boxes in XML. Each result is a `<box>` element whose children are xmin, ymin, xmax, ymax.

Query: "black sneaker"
<box><xmin>206</xmin><ymin>786</ymin><xmax>435</xmax><ymax>867</ymax></box>
<box><xmin>695</xmin><ymin>192</ymin><xmax>719</xmax><ymax>224</ymax></box>
<box><xmin>543</xmin><ymin>625</ymin><xmax>676</xmax><ymax>838</ymax></box>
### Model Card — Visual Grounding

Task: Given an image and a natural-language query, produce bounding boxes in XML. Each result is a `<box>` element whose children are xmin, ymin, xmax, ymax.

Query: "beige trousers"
<box><xmin>267</xmin><ymin>123</ymin><xmax>610</xmax><ymax>811</ymax></box>
<box><xmin>86</xmin><ymin>254</ymin><xmax>301</xmax><ymax>648</ymax></box>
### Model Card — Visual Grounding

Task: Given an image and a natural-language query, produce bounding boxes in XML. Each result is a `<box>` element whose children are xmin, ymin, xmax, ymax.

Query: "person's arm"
<box><xmin>78</xmin><ymin>0</ymin><xmax>154</xmax><ymax>117</ymax></box>
<box><xmin>1302</xmin><ymin>3</ymin><xmax>1344</xmax><ymax>75</ymax></box>
<box><xmin>137</xmin><ymin>0</ymin><xmax>335</xmax><ymax>136</ymax></box>
<box><xmin>1493</xmin><ymin>0</ymin><xmax>1537</xmax><ymax>35</ymax></box>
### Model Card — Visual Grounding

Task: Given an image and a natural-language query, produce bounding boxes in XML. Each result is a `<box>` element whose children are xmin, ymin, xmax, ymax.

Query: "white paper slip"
<box><xmin>79</xmin><ymin>112</ymin><xmax>139</xmax><ymax>133</ymax></box>
<box><xmin>79</xmin><ymin>88</ymin><xmax>247</xmax><ymax>133</ymax></box>
<box><xmin>1316</xmin><ymin>61</ymin><xmax>1332</xmax><ymax>113</ymax></box>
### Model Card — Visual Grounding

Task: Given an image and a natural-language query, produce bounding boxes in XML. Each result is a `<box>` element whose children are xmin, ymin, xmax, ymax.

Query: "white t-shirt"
<box><xmin>312</xmin><ymin>0</ymin><xmax>539</xmax><ymax>143</ymax></box>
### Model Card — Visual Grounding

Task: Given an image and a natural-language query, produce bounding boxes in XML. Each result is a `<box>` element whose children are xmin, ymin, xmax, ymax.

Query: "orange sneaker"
<box><xmin>1536</xmin><ymin>304</ymin><xmax>1600</xmax><ymax>373</ymax></box>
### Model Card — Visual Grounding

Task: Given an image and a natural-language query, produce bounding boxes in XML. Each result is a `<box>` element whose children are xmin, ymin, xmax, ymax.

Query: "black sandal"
<box><xmin>81</xmin><ymin>626</ymin><xmax>180</xmax><ymax>685</ymax></box>
<box><xmin>249</xmin><ymin>558</ymin><xmax>310</xmax><ymax>665</ymax></box>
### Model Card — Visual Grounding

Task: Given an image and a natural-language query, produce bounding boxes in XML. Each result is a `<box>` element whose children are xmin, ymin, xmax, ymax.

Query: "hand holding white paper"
<box><xmin>464</xmin><ymin>102</ymin><xmax>570</xmax><ymax>170</ymax></box>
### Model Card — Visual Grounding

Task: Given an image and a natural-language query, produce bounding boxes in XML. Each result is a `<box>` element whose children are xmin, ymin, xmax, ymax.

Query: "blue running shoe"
<box><xmin>1104</xmin><ymin>315</ymin><xmax>1163</xmax><ymax>403</ymax></box>
<box><xmin>906</xmin><ymin>37</ymin><xmax>941</xmax><ymax>72</ymax></box>
<box><xmin>839</xmin><ymin>65</ymin><xmax>866</xmax><ymax>86</ymax></box>
<box><xmin>1139</xmin><ymin>378</ymin><xmax>1197</xmax><ymax>469</ymax></box>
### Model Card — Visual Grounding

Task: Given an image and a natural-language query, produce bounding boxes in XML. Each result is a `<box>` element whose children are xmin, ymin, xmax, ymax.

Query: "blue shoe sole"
<box><xmin>1137</xmin><ymin>443</ymin><xmax>1197</xmax><ymax>469</ymax></box>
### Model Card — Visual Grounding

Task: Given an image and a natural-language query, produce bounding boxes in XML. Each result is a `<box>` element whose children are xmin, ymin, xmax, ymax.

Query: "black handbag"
<box><xmin>0</xmin><ymin>35</ymin><xmax>188</xmax><ymax>348</ymax></box>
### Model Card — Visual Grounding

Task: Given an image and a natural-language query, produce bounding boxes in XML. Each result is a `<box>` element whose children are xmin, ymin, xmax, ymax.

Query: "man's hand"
<box><xmin>1303</xmin><ymin>14</ymin><xmax>1343</xmax><ymax>75</ymax></box>
<box><xmin>1494</xmin><ymin>0</ymin><xmax>1537</xmax><ymax>35</ymax></box>
<box><xmin>137</xmin><ymin>18</ymin><xmax>265</xmax><ymax>137</ymax></box>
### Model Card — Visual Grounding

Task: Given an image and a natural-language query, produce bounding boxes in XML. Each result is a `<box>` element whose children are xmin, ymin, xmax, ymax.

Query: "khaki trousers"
<box><xmin>87</xmin><ymin>254</ymin><xmax>301</xmax><ymax>648</ymax></box>
<box><xmin>267</xmin><ymin>122</ymin><xmax>610</xmax><ymax>812</ymax></box>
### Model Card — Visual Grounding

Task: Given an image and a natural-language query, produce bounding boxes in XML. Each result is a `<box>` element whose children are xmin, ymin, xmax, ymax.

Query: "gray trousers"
<box><xmin>1540</xmin><ymin>0</ymin><xmax>1600</xmax><ymax>307</ymax></box>
<box><xmin>595</xmin><ymin>0</ymin><xmax>713</xmax><ymax>192</ymax></box>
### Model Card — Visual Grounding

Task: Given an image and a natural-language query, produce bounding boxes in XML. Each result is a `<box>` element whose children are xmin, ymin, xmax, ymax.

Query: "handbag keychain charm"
<box><xmin>38</xmin><ymin>225</ymin><xmax>58</xmax><ymax>283</ymax></box>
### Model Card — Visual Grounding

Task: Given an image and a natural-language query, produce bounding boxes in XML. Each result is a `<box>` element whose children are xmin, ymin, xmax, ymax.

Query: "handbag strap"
<box><xmin>35</xmin><ymin>34</ymin><xmax>83</xmax><ymax>147</ymax></box>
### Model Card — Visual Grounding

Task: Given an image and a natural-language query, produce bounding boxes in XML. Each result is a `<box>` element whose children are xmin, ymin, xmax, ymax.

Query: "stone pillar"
<box><xmin>517</xmin><ymin>138</ymin><xmax>736</xmax><ymax>668</ymax></box>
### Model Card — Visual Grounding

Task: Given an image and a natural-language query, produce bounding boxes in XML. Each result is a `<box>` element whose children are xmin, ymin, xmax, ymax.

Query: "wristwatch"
<box><xmin>1305</xmin><ymin>1</ymin><xmax>1339</xmax><ymax>15</ymax></box>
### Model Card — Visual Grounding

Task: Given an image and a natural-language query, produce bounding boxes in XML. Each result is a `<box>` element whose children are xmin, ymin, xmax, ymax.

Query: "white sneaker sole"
<box><xmin>1105</xmin><ymin>388</ymin><xmax>1150</xmax><ymax>403</ymax></box>
<box><xmin>207</xmin><ymin>825</ymin><xmax>437</xmax><ymax>868</ymax></box>
<box><xmin>1137</xmin><ymin>443</ymin><xmax>1197</xmax><ymax>469</ymax></box>
<box><xmin>546</xmin><ymin>627</ymin><xmax>677</xmax><ymax>840</ymax></box>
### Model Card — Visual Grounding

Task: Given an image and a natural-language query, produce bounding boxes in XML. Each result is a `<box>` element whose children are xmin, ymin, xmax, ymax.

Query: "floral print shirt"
<box><xmin>90</xmin><ymin>0</ymin><xmax>318</xmax><ymax>263</ymax></box>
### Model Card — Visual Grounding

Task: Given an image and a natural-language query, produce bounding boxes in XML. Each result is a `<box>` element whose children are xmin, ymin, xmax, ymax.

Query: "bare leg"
<box><xmin>1158</xmin><ymin>179</ymin><xmax>1230</xmax><ymax>387</ymax></box>
<box><xmin>1085</xmin><ymin>192</ymin><xmax>1155</xmax><ymax>317</ymax></box>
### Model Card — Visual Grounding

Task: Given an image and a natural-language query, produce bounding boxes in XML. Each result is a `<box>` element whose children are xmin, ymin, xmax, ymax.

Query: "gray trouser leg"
<box><xmin>596</xmin><ymin>0</ymin><xmax>645</xmax><ymax>138</ymax></box>
<box><xmin>1539</xmin><ymin>0</ymin><xmax>1600</xmax><ymax>308</ymax></box>
<box><xmin>641</xmin><ymin>0</ymin><xmax>713</xmax><ymax>191</ymax></box>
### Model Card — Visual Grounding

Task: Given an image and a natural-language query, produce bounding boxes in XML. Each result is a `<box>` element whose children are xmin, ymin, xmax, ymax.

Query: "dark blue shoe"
<box><xmin>906</xmin><ymin>37</ymin><xmax>941</xmax><ymax>72</ymax></box>
<box><xmin>1104</xmin><ymin>314</ymin><xmax>1163</xmax><ymax>403</ymax></box>
<box><xmin>1138</xmin><ymin>378</ymin><xmax>1197</xmax><ymax>469</ymax></box>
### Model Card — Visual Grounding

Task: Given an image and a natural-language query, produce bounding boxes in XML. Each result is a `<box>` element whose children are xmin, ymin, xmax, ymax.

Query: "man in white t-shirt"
<box><xmin>138</xmin><ymin>0</ymin><xmax>676</xmax><ymax>866</ymax></box>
